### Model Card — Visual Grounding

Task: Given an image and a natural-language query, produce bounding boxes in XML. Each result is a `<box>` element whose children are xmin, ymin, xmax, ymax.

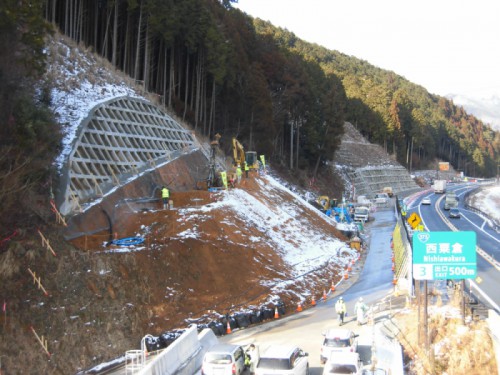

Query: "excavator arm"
<box><xmin>232</xmin><ymin>137</ymin><xmax>246</xmax><ymax>167</ymax></box>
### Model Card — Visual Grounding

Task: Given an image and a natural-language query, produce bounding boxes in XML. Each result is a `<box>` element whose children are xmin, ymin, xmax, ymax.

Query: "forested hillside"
<box><xmin>1</xmin><ymin>0</ymin><xmax>499</xmax><ymax>229</ymax></box>
<box><xmin>40</xmin><ymin>0</ymin><xmax>499</xmax><ymax>178</ymax></box>
<box><xmin>0</xmin><ymin>2</ymin><xmax>499</xmax><ymax>372</ymax></box>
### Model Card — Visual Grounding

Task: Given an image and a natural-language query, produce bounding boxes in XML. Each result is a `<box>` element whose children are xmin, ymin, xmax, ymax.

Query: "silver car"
<box><xmin>256</xmin><ymin>345</ymin><xmax>309</xmax><ymax>375</ymax></box>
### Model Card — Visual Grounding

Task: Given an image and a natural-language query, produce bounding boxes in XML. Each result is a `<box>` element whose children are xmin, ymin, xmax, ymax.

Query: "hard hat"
<box><xmin>339</xmin><ymin>297</ymin><xmax>343</xmax><ymax>300</ymax></box>
<box><xmin>359</xmin><ymin>297</ymin><xmax>363</xmax><ymax>302</ymax></box>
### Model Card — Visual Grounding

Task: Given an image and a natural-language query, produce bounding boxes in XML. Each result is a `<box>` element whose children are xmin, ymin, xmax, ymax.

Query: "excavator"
<box><xmin>232</xmin><ymin>137</ymin><xmax>259</xmax><ymax>170</ymax></box>
<box><xmin>316</xmin><ymin>196</ymin><xmax>337</xmax><ymax>212</ymax></box>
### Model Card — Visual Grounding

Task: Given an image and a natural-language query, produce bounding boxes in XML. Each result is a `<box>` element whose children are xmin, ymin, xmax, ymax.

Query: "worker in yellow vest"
<box><xmin>161</xmin><ymin>186</ymin><xmax>170</xmax><ymax>209</ymax></box>
<box><xmin>244</xmin><ymin>161</ymin><xmax>249</xmax><ymax>178</ymax></box>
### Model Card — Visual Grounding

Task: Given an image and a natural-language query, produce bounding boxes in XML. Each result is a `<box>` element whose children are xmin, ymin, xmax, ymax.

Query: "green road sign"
<box><xmin>412</xmin><ymin>231</ymin><xmax>477</xmax><ymax>280</ymax></box>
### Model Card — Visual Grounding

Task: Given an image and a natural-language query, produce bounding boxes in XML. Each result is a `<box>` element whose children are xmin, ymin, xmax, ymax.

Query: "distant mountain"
<box><xmin>448</xmin><ymin>94</ymin><xmax>500</xmax><ymax>132</ymax></box>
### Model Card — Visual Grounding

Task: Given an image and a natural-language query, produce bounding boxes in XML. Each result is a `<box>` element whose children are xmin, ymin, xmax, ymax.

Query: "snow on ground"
<box><xmin>470</xmin><ymin>184</ymin><xmax>500</xmax><ymax>223</ymax></box>
<box><xmin>174</xmin><ymin>174</ymin><xmax>356</xmax><ymax>279</ymax></box>
<box><xmin>45</xmin><ymin>36</ymin><xmax>144</xmax><ymax>170</ymax></box>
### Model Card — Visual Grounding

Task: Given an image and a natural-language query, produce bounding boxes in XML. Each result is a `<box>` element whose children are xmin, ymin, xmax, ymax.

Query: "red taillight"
<box><xmin>232</xmin><ymin>363</ymin><xmax>236</xmax><ymax>374</ymax></box>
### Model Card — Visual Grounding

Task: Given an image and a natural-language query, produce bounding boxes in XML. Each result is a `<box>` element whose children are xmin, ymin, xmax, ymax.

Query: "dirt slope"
<box><xmin>70</xmin><ymin>172</ymin><xmax>354</xmax><ymax>327</ymax></box>
<box><xmin>0</xmin><ymin>164</ymin><xmax>358</xmax><ymax>374</ymax></box>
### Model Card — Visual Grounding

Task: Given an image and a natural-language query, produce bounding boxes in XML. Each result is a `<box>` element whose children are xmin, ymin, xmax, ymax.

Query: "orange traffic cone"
<box><xmin>347</xmin><ymin>264</ymin><xmax>352</xmax><ymax>272</ymax></box>
<box><xmin>226</xmin><ymin>321</ymin><xmax>232</xmax><ymax>334</ymax></box>
<box><xmin>311</xmin><ymin>295</ymin><xmax>316</xmax><ymax>307</ymax></box>
<box><xmin>330</xmin><ymin>281</ymin><xmax>336</xmax><ymax>292</ymax></box>
<box><xmin>392</xmin><ymin>275</ymin><xmax>397</xmax><ymax>285</ymax></box>
<box><xmin>344</xmin><ymin>272</ymin><xmax>349</xmax><ymax>280</ymax></box>
<box><xmin>274</xmin><ymin>307</ymin><xmax>279</xmax><ymax>319</ymax></box>
<box><xmin>297</xmin><ymin>302</ymin><xmax>303</xmax><ymax>312</ymax></box>
<box><xmin>323</xmin><ymin>289</ymin><xmax>327</xmax><ymax>302</ymax></box>
<box><xmin>351</xmin><ymin>258</ymin><xmax>356</xmax><ymax>265</ymax></box>
<box><xmin>391</xmin><ymin>253</ymin><xmax>395</xmax><ymax>261</ymax></box>
<box><xmin>391</xmin><ymin>262</ymin><xmax>395</xmax><ymax>271</ymax></box>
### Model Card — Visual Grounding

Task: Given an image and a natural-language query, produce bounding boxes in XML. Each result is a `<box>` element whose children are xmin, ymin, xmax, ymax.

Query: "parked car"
<box><xmin>449</xmin><ymin>208</ymin><xmax>460</xmax><ymax>218</ymax></box>
<box><xmin>255</xmin><ymin>345</ymin><xmax>309</xmax><ymax>375</ymax></box>
<box><xmin>320</xmin><ymin>328</ymin><xmax>359</xmax><ymax>364</ymax></box>
<box><xmin>202</xmin><ymin>344</ymin><xmax>246</xmax><ymax>375</ymax></box>
<box><xmin>322</xmin><ymin>352</ymin><xmax>363</xmax><ymax>375</ymax></box>
<box><xmin>421</xmin><ymin>197</ymin><xmax>431</xmax><ymax>205</ymax></box>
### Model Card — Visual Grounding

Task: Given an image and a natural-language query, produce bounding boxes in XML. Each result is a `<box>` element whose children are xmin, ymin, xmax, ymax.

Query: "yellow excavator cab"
<box><xmin>245</xmin><ymin>151</ymin><xmax>259</xmax><ymax>170</ymax></box>
<box><xmin>232</xmin><ymin>137</ymin><xmax>259</xmax><ymax>170</ymax></box>
<box><xmin>316</xmin><ymin>195</ymin><xmax>330</xmax><ymax>211</ymax></box>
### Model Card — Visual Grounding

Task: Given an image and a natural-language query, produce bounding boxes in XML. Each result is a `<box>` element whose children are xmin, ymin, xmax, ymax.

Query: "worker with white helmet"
<box><xmin>354</xmin><ymin>297</ymin><xmax>368</xmax><ymax>325</ymax></box>
<box><xmin>335</xmin><ymin>296</ymin><xmax>347</xmax><ymax>326</ymax></box>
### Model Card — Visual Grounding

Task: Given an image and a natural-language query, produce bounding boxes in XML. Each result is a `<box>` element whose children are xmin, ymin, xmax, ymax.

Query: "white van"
<box><xmin>201</xmin><ymin>344</ymin><xmax>246</xmax><ymax>375</ymax></box>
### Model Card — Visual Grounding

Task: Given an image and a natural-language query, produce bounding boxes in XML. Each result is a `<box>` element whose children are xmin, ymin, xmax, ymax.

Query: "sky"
<box><xmin>233</xmin><ymin>0</ymin><xmax>500</xmax><ymax>101</ymax></box>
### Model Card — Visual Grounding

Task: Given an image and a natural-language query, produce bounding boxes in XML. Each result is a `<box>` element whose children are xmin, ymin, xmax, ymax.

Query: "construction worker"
<box><xmin>335</xmin><ymin>296</ymin><xmax>347</xmax><ymax>326</ymax></box>
<box><xmin>244</xmin><ymin>161</ymin><xmax>249</xmax><ymax>178</ymax></box>
<box><xmin>161</xmin><ymin>186</ymin><xmax>170</xmax><ymax>209</ymax></box>
<box><xmin>354</xmin><ymin>297</ymin><xmax>368</xmax><ymax>325</ymax></box>
<box><xmin>236</xmin><ymin>164</ymin><xmax>242</xmax><ymax>183</ymax></box>
<box><xmin>245</xmin><ymin>344</ymin><xmax>257</xmax><ymax>375</ymax></box>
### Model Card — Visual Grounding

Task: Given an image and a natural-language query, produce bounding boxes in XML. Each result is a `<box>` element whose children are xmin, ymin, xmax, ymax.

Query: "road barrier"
<box><xmin>137</xmin><ymin>325</ymin><xmax>217</xmax><ymax>375</ymax></box>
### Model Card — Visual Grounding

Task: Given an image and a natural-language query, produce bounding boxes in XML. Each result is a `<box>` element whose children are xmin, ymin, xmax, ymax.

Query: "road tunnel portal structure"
<box><xmin>57</xmin><ymin>96</ymin><xmax>198</xmax><ymax>216</ymax></box>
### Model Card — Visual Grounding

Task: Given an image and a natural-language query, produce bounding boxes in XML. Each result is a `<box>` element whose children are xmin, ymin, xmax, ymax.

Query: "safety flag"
<box><xmin>260</xmin><ymin>155</ymin><xmax>266</xmax><ymax>168</ymax></box>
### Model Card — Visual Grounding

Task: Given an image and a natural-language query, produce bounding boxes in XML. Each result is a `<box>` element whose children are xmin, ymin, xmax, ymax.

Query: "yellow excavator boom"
<box><xmin>232</xmin><ymin>137</ymin><xmax>246</xmax><ymax>167</ymax></box>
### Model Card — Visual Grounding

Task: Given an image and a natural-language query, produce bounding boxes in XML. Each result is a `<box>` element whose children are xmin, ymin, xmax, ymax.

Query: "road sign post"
<box><xmin>412</xmin><ymin>231</ymin><xmax>477</xmax><ymax>280</ymax></box>
<box><xmin>413</xmin><ymin>231</ymin><xmax>477</xmax><ymax>345</ymax></box>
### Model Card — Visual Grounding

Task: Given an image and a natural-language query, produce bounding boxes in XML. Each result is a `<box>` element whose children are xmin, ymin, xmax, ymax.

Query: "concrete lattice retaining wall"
<box><xmin>349</xmin><ymin>166</ymin><xmax>419</xmax><ymax>198</ymax></box>
<box><xmin>57</xmin><ymin>96</ymin><xmax>198</xmax><ymax>216</ymax></box>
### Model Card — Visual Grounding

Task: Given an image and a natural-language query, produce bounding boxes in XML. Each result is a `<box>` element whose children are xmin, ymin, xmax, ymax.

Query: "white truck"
<box><xmin>354</xmin><ymin>206</ymin><xmax>370</xmax><ymax>222</ymax></box>
<box><xmin>374</xmin><ymin>193</ymin><xmax>390</xmax><ymax>206</ymax></box>
<box><xmin>444</xmin><ymin>191</ymin><xmax>458</xmax><ymax>210</ymax></box>
<box><xmin>433</xmin><ymin>179</ymin><xmax>447</xmax><ymax>194</ymax></box>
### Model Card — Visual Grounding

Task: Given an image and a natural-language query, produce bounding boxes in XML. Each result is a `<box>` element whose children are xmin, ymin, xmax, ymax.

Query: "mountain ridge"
<box><xmin>447</xmin><ymin>93</ymin><xmax>500</xmax><ymax>131</ymax></box>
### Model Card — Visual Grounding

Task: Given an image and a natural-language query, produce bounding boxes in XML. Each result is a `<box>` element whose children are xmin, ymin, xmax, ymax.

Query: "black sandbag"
<box><xmin>145</xmin><ymin>336</ymin><xmax>163</xmax><ymax>352</ymax></box>
<box><xmin>221</xmin><ymin>315</ymin><xmax>237</xmax><ymax>330</ymax></box>
<box><xmin>159</xmin><ymin>330</ymin><xmax>184</xmax><ymax>348</ymax></box>
<box><xmin>208</xmin><ymin>321</ymin><xmax>225</xmax><ymax>336</ymax></box>
<box><xmin>234</xmin><ymin>312</ymin><xmax>251</xmax><ymax>328</ymax></box>
<box><xmin>261</xmin><ymin>307</ymin><xmax>274</xmax><ymax>320</ymax></box>
<box><xmin>249</xmin><ymin>310</ymin><xmax>262</xmax><ymax>324</ymax></box>
<box><xmin>275</xmin><ymin>300</ymin><xmax>286</xmax><ymax>315</ymax></box>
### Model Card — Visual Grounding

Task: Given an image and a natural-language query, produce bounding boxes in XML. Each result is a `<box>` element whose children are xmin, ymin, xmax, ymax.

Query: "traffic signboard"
<box><xmin>412</xmin><ymin>231</ymin><xmax>476</xmax><ymax>280</ymax></box>
<box><xmin>407</xmin><ymin>212</ymin><xmax>421</xmax><ymax>229</ymax></box>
